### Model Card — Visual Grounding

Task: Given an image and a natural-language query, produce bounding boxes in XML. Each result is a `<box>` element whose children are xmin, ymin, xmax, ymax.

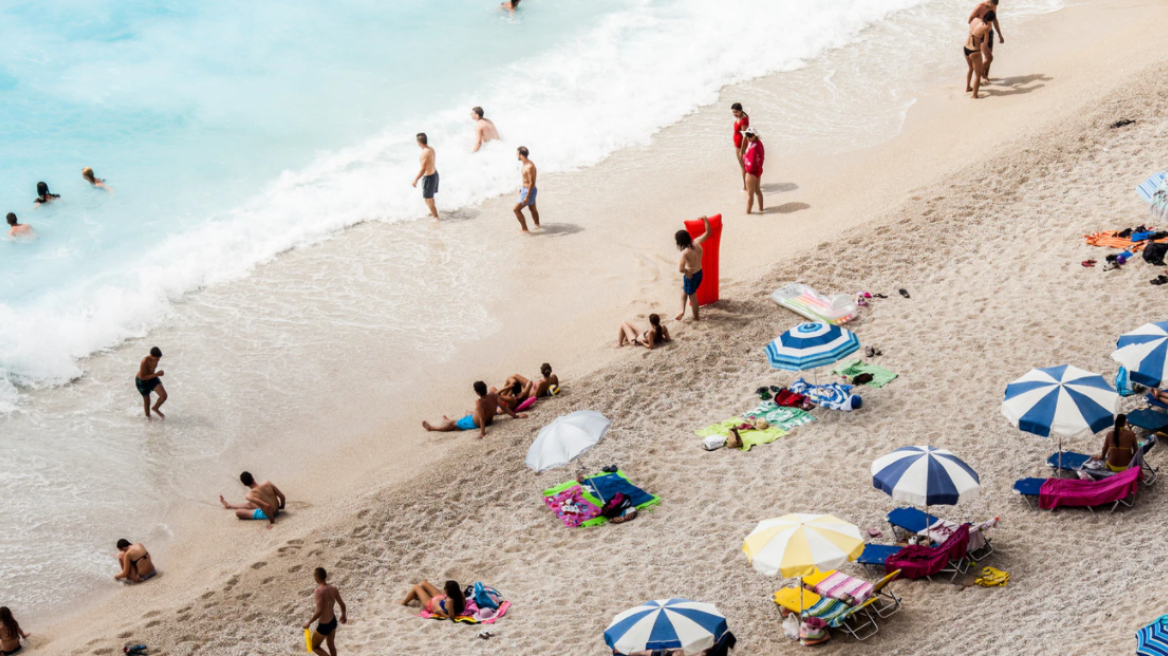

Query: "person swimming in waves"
<box><xmin>513</xmin><ymin>146</ymin><xmax>540</xmax><ymax>232</ymax></box>
<box><xmin>422</xmin><ymin>381</ymin><xmax>527</xmax><ymax>439</ymax></box>
<box><xmin>33</xmin><ymin>182</ymin><xmax>59</xmax><ymax>207</ymax></box>
<box><xmin>471</xmin><ymin>107</ymin><xmax>500</xmax><ymax>153</ymax></box>
<box><xmin>502</xmin><ymin>0</ymin><xmax>521</xmax><ymax>12</ymax></box>
<box><xmin>676</xmin><ymin>216</ymin><xmax>711</xmax><ymax>321</ymax></box>
<box><xmin>135</xmin><ymin>346</ymin><xmax>167</xmax><ymax>419</ymax></box>
<box><xmin>0</xmin><ymin>607</ymin><xmax>30</xmax><ymax>656</ymax></box>
<box><xmin>412</xmin><ymin>133</ymin><xmax>439</xmax><ymax>219</ymax></box>
<box><xmin>6</xmin><ymin>213</ymin><xmax>34</xmax><ymax>241</ymax></box>
<box><xmin>303</xmin><ymin>567</ymin><xmax>347</xmax><ymax>656</ymax></box>
<box><xmin>114</xmin><ymin>539</ymin><xmax>156</xmax><ymax>583</ymax></box>
<box><xmin>220</xmin><ymin>471</ymin><xmax>286</xmax><ymax>528</ymax></box>
<box><xmin>82</xmin><ymin>167</ymin><xmax>113</xmax><ymax>193</ymax></box>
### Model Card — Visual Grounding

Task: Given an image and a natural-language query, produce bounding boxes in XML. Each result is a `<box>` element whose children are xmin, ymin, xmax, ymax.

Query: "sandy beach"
<box><xmin>21</xmin><ymin>0</ymin><xmax>1168</xmax><ymax>654</ymax></box>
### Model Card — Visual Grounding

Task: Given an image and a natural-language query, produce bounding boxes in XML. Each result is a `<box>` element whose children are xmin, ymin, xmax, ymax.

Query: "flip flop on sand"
<box><xmin>873</xmin><ymin>293</ymin><xmax>888</xmax><ymax>298</ymax></box>
<box><xmin>1082</xmin><ymin>260</ymin><xmax>1097</xmax><ymax>267</ymax></box>
<box><xmin>898</xmin><ymin>289</ymin><xmax>911</xmax><ymax>298</ymax></box>
<box><xmin>1152</xmin><ymin>275</ymin><xmax>1168</xmax><ymax>285</ymax></box>
<box><xmin>865</xmin><ymin>346</ymin><xmax>875</xmax><ymax>358</ymax></box>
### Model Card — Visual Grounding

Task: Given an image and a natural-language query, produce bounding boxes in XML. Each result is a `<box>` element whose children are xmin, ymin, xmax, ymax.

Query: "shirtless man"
<box><xmin>968</xmin><ymin>0</ymin><xmax>1004</xmax><ymax>80</ymax></box>
<box><xmin>422</xmin><ymin>381</ymin><xmax>527</xmax><ymax>439</ymax></box>
<box><xmin>6</xmin><ymin>213</ymin><xmax>33</xmax><ymax>240</ymax></box>
<box><xmin>411</xmin><ymin>133</ymin><xmax>439</xmax><ymax>219</ymax></box>
<box><xmin>513</xmin><ymin>146</ymin><xmax>540</xmax><ymax>232</ymax></box>
<box><xmin>303</xmin><ymin>567</ymin><xmax>347</xmax><ymax>656</ymax></box>
<box><xmin>676</xmin><ymin>216</ymin><xmax>711</xmax><ymax>321</ymax></box>
<box><xmin>471</xmin><ymin>107</ymin><xmax>500</xmax><ymax>153</ymax></box>
<box><xmin>135</xmin><ymin>346</ymin><xmax>167</xmax><ymax>419</ymax></box>
<box><xmin>219</xmin><ymin>471</ymin><xmax>285</xmax><ymax>528</ymax></box>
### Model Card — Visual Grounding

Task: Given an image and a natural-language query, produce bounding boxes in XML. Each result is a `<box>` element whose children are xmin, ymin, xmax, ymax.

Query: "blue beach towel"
<box><xmin>582</xmin><ymin>474</ymin><xmax>654</xmax><ymax>507</ymax></box>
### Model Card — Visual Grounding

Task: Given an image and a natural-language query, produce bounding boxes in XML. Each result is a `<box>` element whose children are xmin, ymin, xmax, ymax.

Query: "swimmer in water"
<box><xmin>471</xmin><ymin>107</ymin><xmax>500</xmax><ymax>153</ymax></box>
<box><xmin>33</xmin><ymin>182</ymin><xmax>59</xmax><ymax>207</ymax></box>
<box><xmin>6</xmin><ymin>213</ymin><xmax>34</xmax><ymax>240</ymax></box>
<box><xmin>82</xmin><ymin>167</ymin><xmax>113</xmax><ymax>193</ymax></box>
<box><xmin>502</xmin><ymin>0</ymin><xmax>520</xmax><ymax>11</ymax></box>
<box><xmin>412</xmin><ymin>133</ymin><xmax>439</xmax><ymax>219</ymax></box>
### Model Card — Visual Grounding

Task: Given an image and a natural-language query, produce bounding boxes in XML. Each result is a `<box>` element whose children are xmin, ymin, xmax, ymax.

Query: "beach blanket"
<box><xmin>830</xmin><ymin>359</ymin><xmax>898</xmax><ymax>388</ymax></box>
<box><xmin>541</xmin><ymin>470</ymin><xmax>660</xmax><ymax>527</ymax></box>
<box><xmin>695</xmin><ymin>417</ymin><xmax>789</xmax><ymax>450</ymax></box>
<box><xmin>790</xmin><ymin>378</ymin><xmax>861</xmax><ymax>411</ymax></box>
<box><xmin>419</xmin><ymin>599</ymin><xmax>511</xmax><ymax>624</ymax></box>
<box><xmin>743</xmin><ymin>401</ymin><xmax>816</xmax><ymax>431</ymax></box>
<box><xmin>1083</xmin><ymin>230</ymin><xmax>1167</xmax><ymax>253</ymax></box>
<box><xmin>1037</xmin><ymin>466</ymin><xmax>1139</xmax><ymax>510</ymax></box>
<box><xmin>885</xmin><ymin>524</ymin><xmax>969</xmax><ymax>579</ymax></box>
<box><xmin>542</xmin><ymin>485</ymin><xmax>601</xmax><ymax>527</ymax></box>
<box><xmin>804</xmin><ymin>572</ymin><xmax>874</xmax><ymax>605</ymax></box>
<box><xmin>582</xmin><ymin>473</ymin><xmax>655</xmax><ymax>507</ymax></box>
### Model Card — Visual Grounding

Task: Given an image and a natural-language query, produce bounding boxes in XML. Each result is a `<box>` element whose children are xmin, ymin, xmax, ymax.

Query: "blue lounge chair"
<box><xmin>1012</xmin><ymin>478</ymin><xmax>1045</xmax><ymax>508</ymax></box>
<box><xmin>1146</xmin><ymin>392</ymin><xmax>1168</xmax><ymax>410</ymax></box>
<box><xmin>1047</xmin><ymin>437</ymin><xmax>1158</xmax><ymax>486</ymax></box>
<box><xmin>1126</xmin><ymin>409</ymin><xmax>1168</xmax><ymax>432</ymax></box>
<box><xmin>887</xmin><ymin>507</ymin><xmax>995</xmax><ymax>562</ymax></box>
<box><xmin>856</xmin><ymin>543</ymin><xmax>902</xmax><ymax>572</ymax></box>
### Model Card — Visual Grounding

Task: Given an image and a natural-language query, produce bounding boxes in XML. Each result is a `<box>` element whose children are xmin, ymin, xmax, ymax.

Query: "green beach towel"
<box><xmin>695</xmin><ymin>418</ymin><xmax>789</xmax><ymax>451</ymax></box>
<box><xmin>743</xmin><ymin>402</ymin><xmax>815</xmax><ymax>431</ymax></box>
<box><xmin>830</xmin><ymin>359</ymin><xmax>898</xmax><ymax>388</ymax></box>
<box><xmin>541</xmin><ymin>470</ymin><xmax>661</xmax><ymax>527</ymax></box>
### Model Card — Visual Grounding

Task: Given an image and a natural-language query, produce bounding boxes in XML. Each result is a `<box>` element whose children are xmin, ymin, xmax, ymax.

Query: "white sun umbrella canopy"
<box><xmin>1112</xmin><ymin>321</ymin><xmax>1168</xmax><ymax>388</ymax></box>
<box><xmin>525</xmin><ymin>410</ymin><xmax>611</xmax><ymax>473</ymax></box>
<box><xmin>871</xmin><ymin>446</ymin><xmax>981</xmax><ymax>507</ymax></box>
<box><xmin>1002</xmin><ymin>365</ymin><xmax>1119</xmax><ymax>439</ymax></box>
<box><xmin>604</xmin><ymin>599</ymin><xmax>729</xmax><ymax>656</ymax></box>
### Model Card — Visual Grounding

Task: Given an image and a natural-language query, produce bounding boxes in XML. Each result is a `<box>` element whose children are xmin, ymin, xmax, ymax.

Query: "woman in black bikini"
<box><xmin>964</xmin><ymin>14</ymin><xmax>993</xmax><ymax>99</ymax></box>
<box><xmin>0</xmin><ymin>607</ymin><xmax>29</xmax><ymax>656</ymax></box>
<box><xmin>617</xmin><ymin>313</ymin><xmax>671</xmax><ymax>350</ymax></box>
<box><xmin>114</xmin><ymin>539</ymin><xmax>156</xmax><ymax>583</ymax></box>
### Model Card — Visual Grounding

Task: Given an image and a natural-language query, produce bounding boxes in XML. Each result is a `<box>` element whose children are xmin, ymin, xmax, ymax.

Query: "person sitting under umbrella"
<box><xmin>1092</xmin><ymin>413</ymin><xmax>1138</xmax><ymax>472</ymax></box>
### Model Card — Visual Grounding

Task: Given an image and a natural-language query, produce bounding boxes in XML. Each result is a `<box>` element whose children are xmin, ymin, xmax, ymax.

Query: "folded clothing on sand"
<box><xmin>542</xmin><ymin>470</ymin><xmax>660</xmax><ymax>527</ymax></box>
<box><xmin>830</xmin><ymin>359</ymin><xmax>899</xmax><ymax>388</ymax></box>
<box><xmin>790</xmin><ymin>378</ymin><xmax>861</xmax><ymax>411</ymax></box>
<box><xmin>744</xmin><ymin>401</ymin><xmax>816</xmax><ymax>430</ymax></box>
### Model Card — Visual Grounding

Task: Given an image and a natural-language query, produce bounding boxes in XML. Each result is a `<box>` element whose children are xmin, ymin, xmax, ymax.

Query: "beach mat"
<box><xmin>541</xmin><ymin>470</ymin><xmax>660</xmax><ymax>527</ymax></box>
<box><xmin>743</xmin><ymin>402</ymin><xmax>815</xmax><ymax>431</ymax></box>
<box><xmin>830</xmin><ymin>359</ymin><xmax>899</xmax><ymax>388</ymax></box>
<box><xmin>695</xmin><ymin>418</ymin><xmax>789</xmax><ymax>450</ymax></box>
<box><xmin>419</xmin><ymin>599</ymin><xmax>511</xmax><ymax>624</ymax></box>
<box><xmin>771</xmin><ymin>283</ymin><xmax>857</xmax><ymax>325</ymax></box>
<box><xmin>1083</xmin><ymin>229</ymin><xmax>1167</xmax><ymax>253</ymax></box>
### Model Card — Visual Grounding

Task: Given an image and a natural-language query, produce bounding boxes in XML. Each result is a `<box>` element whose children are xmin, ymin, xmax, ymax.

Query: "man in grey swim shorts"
<box><xmin>412</xmin><ymin>132</ymin><xmax>439</xmax><ymax>219</ymax></box>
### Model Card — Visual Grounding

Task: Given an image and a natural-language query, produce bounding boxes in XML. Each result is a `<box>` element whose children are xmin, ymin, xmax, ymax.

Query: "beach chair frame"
<box><xmin>836</xmin><ymin>598</ymin><xmax>880</xmax><ymax>641</ymax></box>
<box><xmin>867</xmin><ymin>570</ymin><xmax>902</xmax><ymax>618</ymax></box>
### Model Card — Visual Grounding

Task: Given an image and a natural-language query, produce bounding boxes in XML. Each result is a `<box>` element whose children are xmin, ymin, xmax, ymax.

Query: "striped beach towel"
<box><xmin>1138</xmin><ymin>170</ymin><xmax>1168</xmax><ymax>203</ymax></box>
<box><xmin>807</xmin><ymin>572</ymin><xmax>874</xmax><ymax>605</ymax></box>
<box><xmin>1083</xmin><ymin>230</ymin><xmax>1167</xmax><ymax>253</ymax></box>
<box><xmin>801</xmin><ymin>597</ymin><xmax>853</xmax><ymax>627</ymax></box>
<box><xmin>744</xmin><ymin>402</ymin><xmax>816</xmax><ymax>431</ymax></box>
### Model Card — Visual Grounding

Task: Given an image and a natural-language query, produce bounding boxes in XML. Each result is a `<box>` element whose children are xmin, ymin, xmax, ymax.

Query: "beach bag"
<box><xmin>1116</xmin><ymin>367</ymin><xmax>1137</xmax><ymax>397</ymax></box>
<box><xmin>473</xmin><ymin>582</ymin><xmax>502</xmax><ymax>610</ymax></box>
<box><xmin>1144</xmin><ymin>241</ymin><xmax>1168</xmax><ymax>265</ymax></box>
<box><xmin>799</xmin><ymin>617</ymin><xmax>830</xmax><ymax>646</ymax></box>
<box><xmin>601</xmin><ymin>492</ymin><xmax>632</xmax><ymax>519</ymax></box>
<box><xmin>702</xmin><ymin>434</ymin><xmax>726</xmax><ymax>451</ymax></box>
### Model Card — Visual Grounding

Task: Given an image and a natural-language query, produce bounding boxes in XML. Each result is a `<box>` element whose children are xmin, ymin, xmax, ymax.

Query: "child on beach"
<box><xmin>676</xmin><ymin>216</ymin><xmax>711</xmax><ymax>321</ymax></box>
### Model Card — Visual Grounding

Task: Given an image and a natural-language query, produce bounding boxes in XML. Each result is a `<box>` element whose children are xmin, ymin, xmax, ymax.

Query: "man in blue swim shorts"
<box><xmin>512</xmin><ymin>146</ymin><xmax>540</xmax><ymax>232</ymax></box>
<box><xmin>219</xmin><ymin>471</ymin><xmax>286</xmax><ymax>528</ymax></box>
<box><xmin>676</xmin><ymin>216</ymin><xmax>711</xmax><ymax>321</ymax></box>
<box><xmin>423</xmin><ymin>381</ymin><xmax>528</xmax><ymax>439</ymax></box>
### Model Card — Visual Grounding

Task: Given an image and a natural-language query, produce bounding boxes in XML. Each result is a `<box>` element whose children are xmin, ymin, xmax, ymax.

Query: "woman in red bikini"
<box><xmin>731</xmin><ymin>103</ymin><xmax>750</xmax><ymax>190</ymax></box>
<box><xmin>742</xmin><ymin>128</ymin><xmax>765</xmax><ymax>214</ymax></box>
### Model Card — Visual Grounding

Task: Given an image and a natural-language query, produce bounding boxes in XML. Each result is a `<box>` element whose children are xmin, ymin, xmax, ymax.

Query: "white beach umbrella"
<box><xmin>525</xmin><ymin>410</ymin><xmax>611</xmax><ymax>473</ymax></box>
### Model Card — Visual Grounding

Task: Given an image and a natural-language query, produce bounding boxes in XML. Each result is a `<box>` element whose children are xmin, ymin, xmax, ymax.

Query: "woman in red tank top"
<box><xmin>732</xmin><ymin>103</ymin><xmax>750</xmax><ymax>190</ymax></box>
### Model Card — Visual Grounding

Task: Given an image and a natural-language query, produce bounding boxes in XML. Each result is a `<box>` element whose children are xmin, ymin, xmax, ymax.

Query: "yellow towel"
<box><xmin>975</xmin><ymin>566</ymin><xmax>1009</xmax><ymax>587</ymax></box>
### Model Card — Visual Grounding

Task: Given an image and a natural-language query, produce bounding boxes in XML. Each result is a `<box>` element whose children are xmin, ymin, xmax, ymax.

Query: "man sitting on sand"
<box><xmin>423</xmin><ymin>381</ymin><xmax>527</xmax><ymax>439</ymax></box>
<box><xmin>503</xmin><ymin>363</ymin><xmax>559</xmax><ymax>398</ymax></box>
<box><xmin>219</xmin><ymin>471</ymin><xmax>285</xmax><ymax>527</ymax></box>
<box><xmin>114</xmin><ymin>539</ymin><xmax>156</xmax><ymax>583</ymax></box>
<box><xmin>303</xmin><ymin>567</ymin><xmax>347</xmax><ymax>656</ymax></box>
<box><xmin>135</xmin><ymin>347</ymin><xmax>167</xmax><ymax>419</ymax></box>
<box><xmin>676</xmin><ymin>216</ymin><xmax>711</xmax><ymax>321</ymax></box>
<box><xmin>6</xmin><ymin>213</ymin><xmax>33</xmax><ymax>240</ymax></box>
<box><xmin>471</xmin><ymin>106</ymin><xmax>500</xmax><ymax>153</ymax></box>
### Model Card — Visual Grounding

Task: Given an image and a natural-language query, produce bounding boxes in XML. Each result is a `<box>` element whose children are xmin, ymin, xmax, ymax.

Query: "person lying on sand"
<box><xmin>0</xmin><ymin>607</ymin><xmax>30</xmax><ymax>656</ymax></box>
<box><xmin>423</xmin><ymin>381</ymin><xmax>526</xmax><ymax>439</ymax></box>
<box><xmin>504</xmin><ymin>363</ymin><xmax>559</xmax><ymax>398</ymax></box>
<box><xmin>114</xmin><ymin>539</ymin><xmax>156</xmax><ymax>583</ymax></box>
<box><xmin>219</xmin><ymin>471</ymin><xmax>285</xmax><ymax>527</ymax></box>
<box><xmin>618</xmin><ymin>314</ymin><xmax>671</xmax><ymax>349</ymax></box>
<box><xmin>400</xmin><ymin>580</ymin><xmax>465</xmax><ymax>619</ymax></box>
<box><xmin>1094</xmin><ymin>413</ymin><xmax>1137</xmax><ymax>472</ymax></box>
<box><xmin>1150</xmin><ymin>388</ymin><xmax>1168</xmax><ymax>405</ymax></box>
<box><xmin>303</xmin><ymin>567</ymin><xmax>346</xmax><ymax>656</ymax></box>
<box><xmin>6</xmin><ymin>213</ymin><xmax>34</xmax><ymax>241</ymax></box>
<box><xmin>494</xmin><ymin>380</ymin><xmax>532</xmax><ymax>413</ymax></box>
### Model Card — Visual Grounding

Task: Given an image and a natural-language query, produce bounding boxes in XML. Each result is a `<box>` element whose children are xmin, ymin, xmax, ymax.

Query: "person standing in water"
<box><xmin>33</xmin><ymin>182</ymin><xmax>59</xmax><ymax>207</ymax></box>
<box><xmin>0</xmin><ymin>607</ymin><xmax>30</xmax><ymax>656</ymax></box>
<box><xmin>741</xmin><ymin>128</ymin><xmax>765</xmax><ymax>214</ymax></box>
<box><xmin>303</xmin><ymin>567</ymin><xmax>347</xmax><ymax>656</ymax></box>
<box><xmin>412</xmin><ymin>133</ymin><xmax>439</xmax><ymax>219</ymax></box>
<box><xmin>114</xmin><ymin>539</ymin><xmax>156</xmax><ymax>583</ymax></box>
<box><xmin>6</xmin><ymin>213</ymin><xmax>33</xmax><ymax>240</ymax></box>
<box><xmin>676</xmin><ymin>216</ymin><xmax>711</xmax><ymax>321</ymax></box>
<box><xmin>82</xmin><ymin>167</ymin><xmax>113</xmax><ymax>193</ymax></box>
<box><xmin>968</xmin><ymin>0</ymin><xmax>1003</xmax><ymax>80</ymax></box>
<box><xmin>513</xmin><ymin>146</ymin><xmax>540</xmax><ymax>232</ymax></box>
<box><xmin>471</xmin><ymin>107</ymin><xmax>500</xmax><ymax>153</ymax></box>
<box><xmin>219</xmin><ymin>471</ymin><xmax>286</xmax><ymax>527</ymax></box>
<box><xmin>731</xmin><ymin>103</ymin><xmax>750</xmax><ymax>190</ymax></box>
<box><xmin>135</xmin><ymin>346</ymin><xmax>167</xmax><ymax>419</ymax></box>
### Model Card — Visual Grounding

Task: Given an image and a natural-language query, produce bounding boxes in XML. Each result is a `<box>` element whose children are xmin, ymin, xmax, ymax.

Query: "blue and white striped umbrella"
<box><xmin>1112</xmin><ymin>321</ymin><xmax>1168</xmax><ymax>388</ymax></box>
<box><xmin>1137</xmin><ymin>614</ymin><xmax>1168</xmax><ymax>656</ymax></box>
<box><xmin>604</xmin><ymin>599</ymin><xmax>728</xmax><ymax>656</ymax></box>
<box><xmin>765</xmin><ymin>322</ymin><xmax>860</xmax><ymax>371</ymax></box>
<box><xmin>871</xmin><ymin>446</ymin><xmax>981</xmax><ymax>506</ymax></box>
<box><xmin>1002</xmin><ymin>365</ymin><xmax>1118</xmax><ymax>439</ymax></box>
<box><xmin>1137</xmin><ymin>170</ymin><xmax>1167</xmax><ymax>204</ymax></box>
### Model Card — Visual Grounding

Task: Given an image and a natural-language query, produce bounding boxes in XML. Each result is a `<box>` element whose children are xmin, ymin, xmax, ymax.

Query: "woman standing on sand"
<box><xmin>964</xmin><ymin>14</ymin><xmax>994</xmax><ymax>99</ymax></box>
<box><xmin>731</xmin><ymin>103</ymin><xmax>750</xmax><ymax>190</ymax></box>
<box><xmin>0</xmin><ymin>607</ymin><xmax>30</xmax><ymax>655</ymax></box>
<box><xmin>742</xmin><ymin>128</ymin><xmax>765</xmax><ymax>214</ymax></box>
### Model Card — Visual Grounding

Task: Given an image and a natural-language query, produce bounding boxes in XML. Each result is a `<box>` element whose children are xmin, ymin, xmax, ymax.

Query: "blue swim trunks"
<box><xmin>455</xmin><ymin>414</ymin><xmax>478</xmax><ymax>431</ymax></box>
<box><xmin>683</xmin><ymin>270</ymin><xmax>704</xmax><ymax>296</ymax></box>
<box><xmin>251</xmin><ymin>508</ymin><xmax>269</xmax><ymax>520</ymax></box>
<box><xmin>518</xmin><ymin>186</ymin><xmax>537</xmax><ymax>206</ymax></box>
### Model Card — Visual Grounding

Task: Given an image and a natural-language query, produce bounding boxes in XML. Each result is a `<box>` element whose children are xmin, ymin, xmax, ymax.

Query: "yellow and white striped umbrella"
<box><xmin>742</xmin><ymin>514</ymin><xmax>864</xmax><ymax>577</ymax></box>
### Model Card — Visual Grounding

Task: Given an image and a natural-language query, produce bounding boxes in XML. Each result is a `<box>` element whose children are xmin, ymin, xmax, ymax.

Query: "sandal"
<box><xmin>1082</xmin><ymin>260</ymin><xmax>1096</xmax><ymax>267</ymax></box>
<box><xmin>1152</xmin><ymin>275</ymin><xmax>1168</xmax><ymax>286</ymax></box>
<box><xmin>865</xmin><ymin>346</ymin><xmax>875</xmax><ymax>358</ymax></box>
<box><xmin>898</xmin><ymin>289</ymin><xmax>911</xmax><ymax>299</ymax></box>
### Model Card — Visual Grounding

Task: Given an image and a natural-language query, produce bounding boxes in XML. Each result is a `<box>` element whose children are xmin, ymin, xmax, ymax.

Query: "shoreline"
<box><xmin>25</xmin><ymin>0</ymin><xmax>1168</xmax><ymax>653</ymax></box>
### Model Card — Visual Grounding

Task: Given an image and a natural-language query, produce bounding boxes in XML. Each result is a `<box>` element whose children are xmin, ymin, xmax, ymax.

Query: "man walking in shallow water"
<box><xmin>412</xmin><ymin>133</ymin><xmax>439</xmax><ymax>219</ymax></box>
<box><xmin>135</xmin><ymin>346</ymin><xmax>167</xmax><ymax>419</ymax></box>
<box><xmin>513</xmin><ymin>146</ymin><xmax>540</xmax><ymax>232</ymax></box>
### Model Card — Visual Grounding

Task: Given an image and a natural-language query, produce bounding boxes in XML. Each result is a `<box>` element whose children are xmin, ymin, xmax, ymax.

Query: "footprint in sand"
<box><xmin>145</xmin><ymin>620</ymin><xmax>161</xmax><ymax>628</ymax></box>
<box><xmin>200</xmin><ymin>591</ymin><xmax>215</xmax><ymax>599</ymax></box>
<box><xmin>250</xmin><ymin>561</ymin><xmax>267</xmax><ymax>570</ymax></box>
<box><xmin>142</xmin><ymin>610</ymin><xmax>162</xmax><ymax>619</ymax></box>
<box><xmin>262</xmin><ymin>577</ymin><xmax>275</xmax><ymax>584</ymax></box>
<box><xmin>356</xmin><ymin>509</ymin><xmax>371</xmax><ymax>519</ymax></box>
<box><xmin>116</xmin><ymin>632</ymin><xmax>132</xmax><ymax>639</ymax></box>
<box><xmin>288</xmin><ymin>564</ymin><xmax>304</xmax><ymax>573</ymax></box>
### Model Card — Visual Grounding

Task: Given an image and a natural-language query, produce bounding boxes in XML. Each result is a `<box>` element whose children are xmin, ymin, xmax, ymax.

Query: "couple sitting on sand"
<box><xmin>423</xmin><ymin>364</ymin><xmax>560</xmax><ymax>438</ymax></box>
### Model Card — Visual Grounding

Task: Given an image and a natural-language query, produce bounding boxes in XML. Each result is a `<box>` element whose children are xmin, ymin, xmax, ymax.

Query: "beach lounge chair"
<box><xmin>1127</xmin><ymin>408</ymin><xmax>1168</xmax><ymax>433</ymax></box>
<box><xmin>1013</xmin><ymin>466</ymin><xmax>1141</xmax><ymax>512</ymax></box>
<box><xmin>1047</xmin><ymin>438</ymin><xmax>1157</xmax><ymax>486</ymax></box>
<box><xmin>883</xmin><ymin>524</ymin><xmax>970</xmax><ymax>582</ymax></box>
<box><xmin>886</xmin><ymin>508</ymin><xmax>995</xmax><ymax>562</ymax></box>
<box><xmin>1145</xmin><ymin>392</ymin><xmax>1168</xmax><ymax>410</ymax></box>
<box><xmin>802</xmin><ymin>569</ymin><xmax>903</xmax><ymax>619</ymax></box>
<box><xmin>856</xmin><ymin>543</ymin><xmax>902</xmax><ymax>572</ymax></box>
<box><xmin>772</xmin><ymin>588</ymin><xmax>880</xmax><ymax>641</ymax></box>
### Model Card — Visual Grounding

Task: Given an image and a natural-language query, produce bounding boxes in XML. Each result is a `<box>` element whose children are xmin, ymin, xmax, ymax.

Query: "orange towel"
<box><xmin>1083</xmin><ymin>230</ymin><xmax>1168</xmax><ymax>253</ymax></box>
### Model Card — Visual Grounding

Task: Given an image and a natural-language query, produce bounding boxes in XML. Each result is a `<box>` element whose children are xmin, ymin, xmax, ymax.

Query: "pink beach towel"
<box><xmin>419</xmin><ymin>600</ymin><xmax>511</xmax><ymax>624</ymax></box>
<box><xmin>542</xmin><ymin>485</ymin><xmax>601</xmax><ymax>527</ymax></box>
<box><xmin>806</xmin><ymin>572</ymin><xmax>874</xmax><ymax>604</ymax></box>
<box><xmin>885</xmin><ymin>524</ymin><xmax>969</xmax><ymax>579</ymax></box>
<box><xmin>1038</xmin><ymin>466</ymin><xmax>1140</xmax><ymax>510</ymax></box>
<box><xmin>516</xmin><ymin>397</ymin><xmax>537</xmax><ymax>412</ymax></box>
